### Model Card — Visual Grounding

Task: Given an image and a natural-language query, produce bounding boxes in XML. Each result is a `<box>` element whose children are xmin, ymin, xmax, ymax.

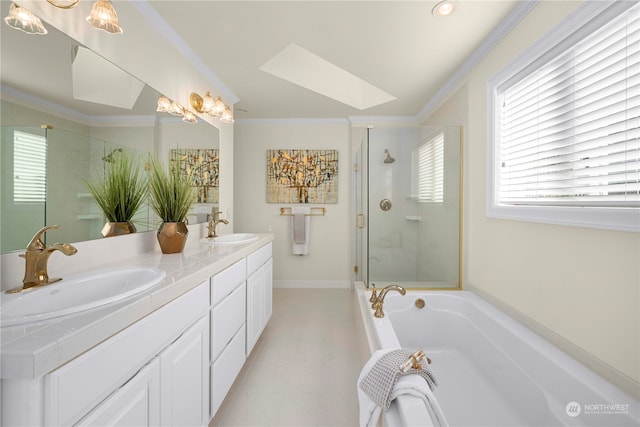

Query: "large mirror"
<box><xmin>0</xmin><ymin>2</ymin><xmax>220</xmax><ymax>254</ymax></box>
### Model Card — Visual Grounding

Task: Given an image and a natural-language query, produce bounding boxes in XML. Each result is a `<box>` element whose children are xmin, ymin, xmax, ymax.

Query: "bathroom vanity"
<box><xmin>0</xmin><ymin>234</ymin><xmax>273</xmax><ymax>426</ymax></box>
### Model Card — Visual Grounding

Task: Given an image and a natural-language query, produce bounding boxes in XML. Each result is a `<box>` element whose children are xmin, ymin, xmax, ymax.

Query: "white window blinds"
<box><xmin>13</xmin><ymin>130</ymin><xmax>47</xmax><ymax>203</ymax></box>
<box><xmin>498</xmin><ymin>3</ymin><xmax>640</xmax><ymax>207</ymax></box>
<box><xmin>418</xmin><ymin>132</ymin><xmax>444</xmax><ymax>203</ymax></box>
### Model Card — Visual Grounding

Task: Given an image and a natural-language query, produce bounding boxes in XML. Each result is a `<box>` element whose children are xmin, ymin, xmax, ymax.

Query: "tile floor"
<box><xmin>210</xmin><ymin>288</ymin><xmax>367</xmax><ymax>427</ymax></box>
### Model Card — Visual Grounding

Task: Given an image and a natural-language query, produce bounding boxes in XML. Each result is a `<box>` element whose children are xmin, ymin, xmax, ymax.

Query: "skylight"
<box><xmin>260</xmin><ymin>43</ymin><xmax>396</xmax><ymax>110</ymax></box>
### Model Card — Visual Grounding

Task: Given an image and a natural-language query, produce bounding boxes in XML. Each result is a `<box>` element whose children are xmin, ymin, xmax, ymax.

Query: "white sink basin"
<box><xmin>200</xmin><ymin>233</ymin><xmax>258</xmax><ymax>245</ymax></box>
<box><xmin>1</xmin><ymin>267</ymin><xmax>166</xmax><ymax>327</ymax></box>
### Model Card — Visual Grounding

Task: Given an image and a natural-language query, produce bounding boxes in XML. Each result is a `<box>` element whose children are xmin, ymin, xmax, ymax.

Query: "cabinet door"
<box><xmin>160</xmin><ymin>315</ymin><xmax>209</xmax><ymax>427</ymax></box>
<box><xmin>76</xmin><ymin>358</ymin><xmax>160</xmax><ymax>427</ymax></box>
<box><xmin>246</xmin><ymin>268</ymin><xmax>262</xmax><ymax>355</ymax></box>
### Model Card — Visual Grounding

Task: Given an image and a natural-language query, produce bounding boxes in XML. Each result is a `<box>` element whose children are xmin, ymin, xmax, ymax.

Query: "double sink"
<box><xmin>1</xmin><ymin>234</ymin><xmax>257</xmax><ymax>327</ymax></box>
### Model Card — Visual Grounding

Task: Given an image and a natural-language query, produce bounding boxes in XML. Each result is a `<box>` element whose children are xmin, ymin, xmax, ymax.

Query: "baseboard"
<box><xmin>273</xmin><ymin>280</ymin><xmax>351</xmax><ymax>289</ymax></box>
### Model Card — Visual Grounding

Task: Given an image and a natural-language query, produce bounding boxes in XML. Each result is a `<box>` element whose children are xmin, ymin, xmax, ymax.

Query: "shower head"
<box><xmin>102</xmin><ymin>147</ymin><xmax>123</xmax><ymax>163</ymax></box>
<box><xmin>384</xmin><ymin>149</ymin><xmax>395</xmax><ymax>164</ymax></box>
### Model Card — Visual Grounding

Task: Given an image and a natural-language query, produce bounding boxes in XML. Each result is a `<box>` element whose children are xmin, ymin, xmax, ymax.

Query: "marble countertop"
<box><xmin>0</xmin><ymin>233</ymin><xmax>274</xmax><ymax>380</ymax></box>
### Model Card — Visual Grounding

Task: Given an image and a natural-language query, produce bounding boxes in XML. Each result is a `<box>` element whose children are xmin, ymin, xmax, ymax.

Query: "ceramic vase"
<box><xmin>102</xmin><ymin>221</ymin><xmax>136</xmax><ymax>237</ymax></box>
<box><xmin>157</xmin><ymin>221</ymin><xmax>188</xmax><ymax>254</ymax></box>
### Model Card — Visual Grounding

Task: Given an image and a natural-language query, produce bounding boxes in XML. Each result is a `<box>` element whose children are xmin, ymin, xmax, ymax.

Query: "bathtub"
<box><xmin>356</xmin><ymin>285</ymin><xmax>640</xmax><ymax>427</ymax></box>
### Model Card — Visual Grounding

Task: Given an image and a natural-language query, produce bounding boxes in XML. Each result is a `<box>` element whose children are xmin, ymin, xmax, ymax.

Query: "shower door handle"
<box><xmin>356</xmin><ymin>214</ymin><xmax>366</xmax><ymax>229</ymax></box>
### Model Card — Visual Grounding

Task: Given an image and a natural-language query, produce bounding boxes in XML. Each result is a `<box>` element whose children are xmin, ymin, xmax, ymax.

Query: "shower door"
<box><xmin>366</xmin><ymin>126</ymin><xmax>461</xmax><ymax>289</ymax></box>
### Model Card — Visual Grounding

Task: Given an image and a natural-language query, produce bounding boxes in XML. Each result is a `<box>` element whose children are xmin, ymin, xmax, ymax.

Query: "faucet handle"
<box><xmin>26</xmin><ymin>225</ymin><xmax>60</xmax><ymax>251</ymax></box>
<box><xmin>369</xmin><ymin>284</ymin><xmax>378</xmax><ymax>303</ymax></box>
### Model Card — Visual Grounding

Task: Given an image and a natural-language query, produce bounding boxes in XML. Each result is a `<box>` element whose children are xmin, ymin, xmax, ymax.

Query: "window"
<box><xmin>418</xmin><ymin>132</ymin><xmax>444</xmax><ymax>203</ymax></box>
<box><xmin>13</xmin><ymin>130</ymin><xmax>47</xmax><ymax>203</ymax></box>
<box><xmin>488</xmin><ymin>1</ymin><xmax>639</xmax><ymax>231</ymax></box>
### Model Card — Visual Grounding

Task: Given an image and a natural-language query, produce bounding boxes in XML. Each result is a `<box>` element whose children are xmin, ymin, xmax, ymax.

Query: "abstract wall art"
<box><xmin>266</xmin><ymin>149</ymin><xmax>338</xmax><ymax>203</ymax></box>
<box><xmin>170</xmin><ymin>148</ymin><xmax>219</xmax><ymax>203</ymax></box>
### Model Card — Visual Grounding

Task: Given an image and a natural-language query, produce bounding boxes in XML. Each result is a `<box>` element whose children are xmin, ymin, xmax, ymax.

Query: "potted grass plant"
<box><xmin>148</xmin><ymin>157</ymin><xmax>197</xmax><ymax>254</ymax></box>
<box><xmin>85</xmin><ymin>148</ymin><xmax>148</xmax><ymax>237</ymax></box>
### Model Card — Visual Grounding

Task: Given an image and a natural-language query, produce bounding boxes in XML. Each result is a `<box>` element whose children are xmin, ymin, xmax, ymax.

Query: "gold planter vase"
<box><xmin>102</xmin><ymin>221</ymin><xmax>137</xmax><ymax>238</ymax></box>
<box><xmin>157</xmin><ymin>221</ymin><xmax>189</xmax><ymax>254</ymax></box>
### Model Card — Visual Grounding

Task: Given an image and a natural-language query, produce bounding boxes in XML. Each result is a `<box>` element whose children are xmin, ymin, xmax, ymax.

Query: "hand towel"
<box><xmin>358</xmin><ymin>349</ymin><xmax>448</xmax><ymax>427</ymax></box>
<box><xmin>291</xmin><ymin>206</ymin><xmax>311</xmax><ymax>255</ymax></box>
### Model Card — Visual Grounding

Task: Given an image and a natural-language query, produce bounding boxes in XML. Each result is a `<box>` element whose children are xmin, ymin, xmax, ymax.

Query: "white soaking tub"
<box><xmin>356</xmin><ymin>285</ymin><xmax>639</xmax><ymax>427</ymax></box>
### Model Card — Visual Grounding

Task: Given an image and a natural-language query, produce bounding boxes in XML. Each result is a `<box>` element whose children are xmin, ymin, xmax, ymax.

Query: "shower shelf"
<box><xmin>405</xmin><ymin>216</ymin><xmax>422</xmax><ymax>221</ymax></box>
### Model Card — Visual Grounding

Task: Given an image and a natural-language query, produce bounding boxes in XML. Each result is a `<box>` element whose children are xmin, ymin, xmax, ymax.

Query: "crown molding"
<box><xmin>416</xmin><ymin>0</ymin><xmax>539</xmax><ymax>123</ymax></box>
<box><xmin>235</xmin><ymin>117</ymin><xmax>350</xmax><ymax>125</ymax></box>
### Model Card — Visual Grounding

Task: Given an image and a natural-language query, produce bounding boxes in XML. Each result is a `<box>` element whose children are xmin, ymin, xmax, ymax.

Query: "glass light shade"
<box><xmin>213</xmin><ymin>96</ymin><xmax>226</xmax><ymax>116</ymax></box>
<box><xmin>156</xmin><ymin>95</ymin><xmax>171</xmax><ymax>112</ymax></box>
<box><xmin>4</xmin><ymin>3</ymin><xmax>48</xmax><ymax>35</ymax></box>
<box><xmin>202</xmin><ymin>92</ymin><xmax>215</xmax><ymax>114</ymax></box>
<box><xmin>220</xmin><ymin>106</ymin><xmax>234</xmax><ymax>124</ymax></box>
<box><xmin>182</xmin><ymin>110</ymin><xmax>198</xmax><ymax>124</ymax></box>
<box><xmin>169</xmin><ymin>101</ymin><xmax>184</xmax><ymax>116</ymax></box>
<box><xmin>86</xmin><ymin>0</ymin><xmax>123</xmax><ymax>34</ymax></box>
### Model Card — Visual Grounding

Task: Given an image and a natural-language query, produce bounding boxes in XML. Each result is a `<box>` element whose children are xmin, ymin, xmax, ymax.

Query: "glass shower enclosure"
<box><xmin>360</xmin><ymin>126</ymin><xmax>462</xmax><ymax>289</ymax></box>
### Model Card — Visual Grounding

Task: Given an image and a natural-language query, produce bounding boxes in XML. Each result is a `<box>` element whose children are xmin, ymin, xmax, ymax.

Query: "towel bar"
<box><xmin>280</xmin><ymin>207</ymin><xmax>326</xmax><ymax>216</ymax></box>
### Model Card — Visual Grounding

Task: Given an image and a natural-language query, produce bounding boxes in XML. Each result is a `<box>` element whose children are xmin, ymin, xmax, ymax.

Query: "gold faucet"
<box><xmin>7</xmin><ymin>225</ymin><xmax>78</xmax><ymax>294</ymax></box>
<box><xmin>207</xmin><ymin>211</ymin><xmax>229</xmax><ymax>238</ymax></box>
<box><xmin>372</xmin><ymin>284</ymin><xmax>406</xmax><ymax>318</ymax></box>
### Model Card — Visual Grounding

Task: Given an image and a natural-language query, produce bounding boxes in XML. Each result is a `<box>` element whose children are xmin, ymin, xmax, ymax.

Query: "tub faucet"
<box><xmin>207</xmin><ymin>211</ymin><xmax>229</xmax><ymax>238</ymax></box>
<box><xmin>7</xmin><ymin>225</ymin><xmax>78</xmax><ymax>294</ymax></box>
<box><xmin>372</xmin><ymin>284</ymin><xmax>406</xmax><ymax>318</ymax></box>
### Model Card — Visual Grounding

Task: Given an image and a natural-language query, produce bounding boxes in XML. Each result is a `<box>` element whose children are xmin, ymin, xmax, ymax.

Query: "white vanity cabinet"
<box><xmin>43</xmin><ymin>282</ymin><xmax>210</xmax><ymax>427</ymax></box>
<box><xmin>209</xmin><ymin>258</ymin><xmax>247</xmax><ymax>417</ymax></box>
<box><xmin>1</xmin><ymin>235</ymin><xmax>275</xmax><ymax>427</ymax></box>
<box><xmin>246</xmin><ymin>242</ymin><xmax>273</xmax><ymax>355</ymax></box>
<box><xmin>208</xmin><ymin>241</ymin><xmax>273</xmax><ymax>420</ymax></box>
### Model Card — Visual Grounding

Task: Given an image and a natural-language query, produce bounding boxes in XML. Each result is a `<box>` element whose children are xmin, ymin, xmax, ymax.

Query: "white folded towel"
<box><xmin>358</xmin><ymin>349</ymin><xmax>448</xmax><ymax>427</ymax></box>
<box><xmin>291</xmin><ymin>206</ymin><xmax>311</xmax><ymax>255</ymax></box>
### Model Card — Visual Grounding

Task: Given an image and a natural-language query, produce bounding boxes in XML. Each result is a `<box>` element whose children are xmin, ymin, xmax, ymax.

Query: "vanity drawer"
<box><xmin>247</xmin><ymin>242</ymin><xmax>272</xmax><ymax>276</ymax></box>
<box><xmin>211</xmin><ymin>282</ymin><xmax>246</xmax><ymax>361</ymax></box>
<box><xmin>210</xmin><ymin>325</ymin><xmax>246</xmax><ymax>418</ymax></box>
<box><xmin>211</xmin><ymin>259</ymin><xmax>246</xmax><ymax>306</ymax></box>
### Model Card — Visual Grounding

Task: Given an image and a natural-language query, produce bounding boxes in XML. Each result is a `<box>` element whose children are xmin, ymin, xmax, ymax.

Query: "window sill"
<box><xmin>486</xmin><ymin>205</ymin><xmax>640</xmax><ymax>233</ymax></box>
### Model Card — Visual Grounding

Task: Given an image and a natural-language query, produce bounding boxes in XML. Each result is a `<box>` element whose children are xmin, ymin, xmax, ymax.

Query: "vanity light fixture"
<box><xmin>46</xmin><ymin>0</ymin><xmax>80</xmax><ymax>9</ymax></box>
<box><xmin>86</xmin><ymin>0</ymin><xmax>123</xmax><ymax>34</ymax></box>
<box><xmin>213</xmin><ymin>96</ymin><xmax>226</xmax><ymax>116</ymax></box>
<box><xmin>220</xmin><ymin>106</ymin><xmax>235</xmax><ymax>124</ymax></box>
<box><xmin>432</xmin><ymin>0</ymin><xmax>456</xmax><ymax>17</ymax></box>
<box><xmin>156</xmin><ymin>95</ymin><xmax>172</xmax><ymax>113</ymax></box>
<box><xmin>156</xmin><ymin>95</ymin><xmax>198</xmax><ymax>124</ymax></box>
<box><xmin>3</xmin><ymin>3</ymin><xmax>48</xmax><ymax>35</ymax></box>
<box><xmin>168</xmin><ymin>101</ymin><xmax>184</xmax><ymax>116</ymax></box>
<box><xmin>182</xmin><ymin>110</ymin><xmax>198</xmax><ymax>124</ymax></box>
<box><xmin>190</xmin><ymin>92</ymin><xmax>234</xmax><ymax>122</ymax></box>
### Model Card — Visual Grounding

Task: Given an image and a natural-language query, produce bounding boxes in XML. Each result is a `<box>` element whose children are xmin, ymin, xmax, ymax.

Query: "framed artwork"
<box><xmin>267</xmin><ymin>149</ymin><xmax>338</xmax><ymax>203</ymax></box>
<box><xmin>170</xmin><ymin>148</ymin><xmax>219</xmax><ymax>203</ymax></box>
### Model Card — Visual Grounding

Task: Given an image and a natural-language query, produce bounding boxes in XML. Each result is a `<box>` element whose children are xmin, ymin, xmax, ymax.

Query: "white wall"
<box><xmin>234</xmin><ymin>120</ymin><xmax>351</xmax><ymax>288</ymax></box>
<box><xmin>423</xmin><ymin>1</ymin><xmax>640</xmax><ymax>396</ymax></box>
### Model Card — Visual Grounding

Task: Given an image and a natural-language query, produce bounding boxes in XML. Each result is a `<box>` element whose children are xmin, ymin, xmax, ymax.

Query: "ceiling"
<box><xmin>149</xmin><ymin>1</ymin><xmax>519</xmax><ymax>120</ymax></box>
<box><xmin>1</xmin><ymin>1</ymin><xmax>520</xmax><ymax>121</ymax></box>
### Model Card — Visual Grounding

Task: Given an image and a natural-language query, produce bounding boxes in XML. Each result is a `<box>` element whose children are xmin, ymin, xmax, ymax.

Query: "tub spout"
<box><xmin>372</xmin><ymin>284</ymin><xmax>406</xmax><ymax>318</ymax></box>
